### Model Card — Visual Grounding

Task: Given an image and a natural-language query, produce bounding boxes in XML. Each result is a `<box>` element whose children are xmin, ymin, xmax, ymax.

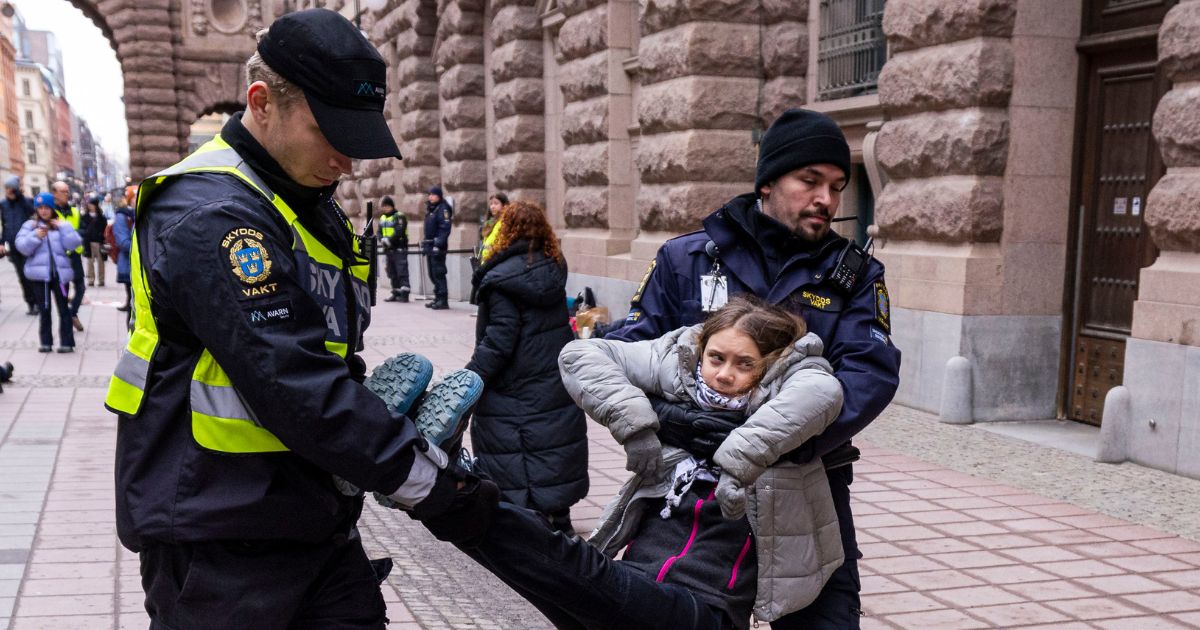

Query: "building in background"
<box><xmin>15</xmin><ymin>59</ymin><xmax>49</xmax><ymax>195</ymax></box>
<box><xmin>328</xmin><ymin>0</ymin><xmax>1200</xmax><ymax>483</ymax></box>
<box><xmin>0</xmin><ymin>6</ymin><xmax>21</xmax><ymax>184</ymax></box>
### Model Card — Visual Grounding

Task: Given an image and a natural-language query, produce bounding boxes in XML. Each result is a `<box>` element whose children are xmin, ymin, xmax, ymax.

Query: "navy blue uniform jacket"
<box><xmin>606</xmin><ymin>193</ymin><xmax>901</xmax><ymax>463</ymax></box>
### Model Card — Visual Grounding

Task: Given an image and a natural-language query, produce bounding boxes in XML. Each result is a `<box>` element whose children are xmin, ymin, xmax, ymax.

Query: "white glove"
<box><xmin>716</xmin><ymin>474</ymin><xmax>747</xmax><ymax>520</ymax></box>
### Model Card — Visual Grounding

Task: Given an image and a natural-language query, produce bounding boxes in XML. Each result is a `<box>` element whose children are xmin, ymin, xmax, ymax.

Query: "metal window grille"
<box><xmin>818</xmin><ymin>0</ymin><xmax>887</xmax><ymax>101</ymax></box>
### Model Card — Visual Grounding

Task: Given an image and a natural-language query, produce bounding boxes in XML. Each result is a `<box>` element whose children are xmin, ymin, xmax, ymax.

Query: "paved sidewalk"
<box><xmin>2</xmin><ymin>263</ymin><xmax>1200</xmax><ymax>628</ymax></box>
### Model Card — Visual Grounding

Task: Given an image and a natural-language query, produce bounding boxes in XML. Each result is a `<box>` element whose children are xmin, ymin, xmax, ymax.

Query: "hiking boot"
<box><xmin>26</xmin><ymin>305</ymin><xmax>37</xmax><ymax>316</ymax></box>
<box><xmin>116</xmin><ymin>304</ymin><xmax>131</xmax><ymax>312</ymax></box>
<box><xmin>412</xmin><ymin>368</ymin><xmax>482</xmax><ymax>454</ymax></box>
<box><xmin>424</xmin><ymin>300</ymin><xmax>435</xmax><ymax>308</ymax></box>
<box><xmin>364</xmin><ymin>353</ymin><xmax>434</xmax><ymax>416</ymax></box>
<box><xmin>430</xmin><ymin>300</ymin><xmax>449</xmax><ymax>311</ymax></box>
<box><xmin>397</xmin><ymin>290</ymin><xmax>410</xmax><ymax>303</ymax></box>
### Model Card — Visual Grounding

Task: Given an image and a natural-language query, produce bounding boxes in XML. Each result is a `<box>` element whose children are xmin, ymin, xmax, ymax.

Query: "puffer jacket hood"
<box><xmin>474</xmin><ymin>240</ymin><xmax>567</xmax><ymax>307</ymax></box>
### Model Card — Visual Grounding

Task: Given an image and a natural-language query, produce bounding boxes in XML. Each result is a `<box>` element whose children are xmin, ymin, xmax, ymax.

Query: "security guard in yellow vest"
<box><xmin>378</xmin><ymin>196</ymin><xmax>411</xmax><ymax>302</ymax></box>
<box><xmin>50</xmin><ymin>181</ymin><xmax>85</xmax><ymax>330</ymax></box>
<box><xmin>107</xmin><ymin>10</ymin><xmax>481</xmax><ymax>628</ymax></box>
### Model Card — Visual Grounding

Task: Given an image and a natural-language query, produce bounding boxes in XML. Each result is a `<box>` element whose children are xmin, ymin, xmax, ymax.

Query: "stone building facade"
<box><xmin>61</xmin><ymin>0</ymin><xmax>1199</xmax><ymax>480</ymax></box>
<box><xmin>341</xmin><ymin>0</ymin><xmax>1200</xmax><ymax>479</ymax></box>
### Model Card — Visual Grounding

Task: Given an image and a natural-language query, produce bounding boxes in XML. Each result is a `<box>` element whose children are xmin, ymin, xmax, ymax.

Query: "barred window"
<box><xmin>817</xmin><ymin>0</ymin><xmax>887</xmax><ymax>101</ymax></box>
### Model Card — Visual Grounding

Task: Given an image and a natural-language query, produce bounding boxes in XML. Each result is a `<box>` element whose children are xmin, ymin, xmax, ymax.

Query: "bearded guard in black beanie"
<box><xmin>606</xmin><ymin>108</ymin><xmax>902</xmax><ymax>628</ymax></box>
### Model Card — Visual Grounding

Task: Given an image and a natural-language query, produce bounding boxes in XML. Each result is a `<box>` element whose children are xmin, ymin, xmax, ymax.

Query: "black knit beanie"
<box><xmin>755</xmin><ymin>109</ymin><xmax>852</xmax><ymax>192</ymax></box>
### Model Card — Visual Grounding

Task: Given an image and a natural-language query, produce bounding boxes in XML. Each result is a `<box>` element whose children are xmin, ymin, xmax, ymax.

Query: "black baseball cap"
<box><xmin>257</xmin><ymin>9</ymin><xmax>402</xmax><ymax>160</ymax></box>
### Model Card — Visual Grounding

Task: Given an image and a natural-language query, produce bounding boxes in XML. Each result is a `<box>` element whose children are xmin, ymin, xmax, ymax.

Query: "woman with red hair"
<box><xmin>464</xmin><ymin>199</ymin><xmax>588</xmax><ymax>534</ymax></box>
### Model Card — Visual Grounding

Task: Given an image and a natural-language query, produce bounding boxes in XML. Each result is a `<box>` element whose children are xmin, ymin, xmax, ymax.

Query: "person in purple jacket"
<box><xmin>16</xmin><ymin>192</ymin><xmax>82</xmax><ymax>352</ymax></box>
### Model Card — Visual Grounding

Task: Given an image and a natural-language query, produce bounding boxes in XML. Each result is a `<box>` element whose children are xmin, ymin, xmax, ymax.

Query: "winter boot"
<box><xmin>411</xmin><ymin>368</ymin><xmax>483</xmax><ymax>454</ymax></box>
<box><xmin>364</xmin><ymin>353</ymin><xmax>434</xmax><ymax>416</ymax></box>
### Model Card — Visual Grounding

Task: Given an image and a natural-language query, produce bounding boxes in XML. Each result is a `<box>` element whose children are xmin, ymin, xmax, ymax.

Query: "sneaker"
<box><xmin>412</xmin><ymin>368</ymin><xmax>483</xmax><ymax>454</ymax></box>
<box><xmin>364</xmin><ymin>353</ymin><xmax>434</xmax><ymax>416</ymax></box>
<box><xmin>72</xmin><ymin>316</ymin><xmax>83</xmax><ymax>331</ymax></box>
<box><xmin>38</xmin><ymin>346</ymin><xmax>51</xmax><ymax>353</ymax></box>
<box><xmin>56</xmin><ymin>346</ymin><xmax>74</xmax><ymax>353</ymax></box>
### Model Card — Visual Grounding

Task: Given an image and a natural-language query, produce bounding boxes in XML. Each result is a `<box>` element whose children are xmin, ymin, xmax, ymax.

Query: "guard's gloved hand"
<box><xmin>715</xmin><ymin>474</ymin><xmax>747</xmax><ymax>520</ymax></box>
<box><xmin>650</xmin><ymin>395</ymin><xmax>743</xmax><ymax>460</ymax></box>
<box><xmin>623</xmin><ymin>429</ymin><xmax>664</xmax><ymax>478</ymax></box>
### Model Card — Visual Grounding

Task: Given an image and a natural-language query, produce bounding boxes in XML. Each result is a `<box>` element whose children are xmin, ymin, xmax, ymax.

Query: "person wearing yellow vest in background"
<box><xmin>51</xmin><ymin>181</ymin><xmax>85</xmax><ymax>332</ymax></box>
<box><xmin>107</xmin><ymin>9</ymin><xmax>497</xmax><ymax>628</ymax></box>
<box><xmin>480</xmin><ymin>192</ymin><xmax>507</xmax><ymax>263</ymax></box>
<box><xmin>379</xmin><ymin>196</ymin><xmax>411</xmax><ymax>302</ymax></box>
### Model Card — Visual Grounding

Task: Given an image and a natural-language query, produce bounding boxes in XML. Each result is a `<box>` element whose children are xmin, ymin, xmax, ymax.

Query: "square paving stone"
<box><xmin>1122</xmin><ymin>590</ymin><xmax>1200</xmax><ymax>613</ymax></box>
<box><xmin>1045</xmin><ymin>596</ymin><xmax>1149</xmax><ymax>620</ymax></box>
<box><xmin>882</xmin><ymin>608</ymin><xmax>989</xmax><ymax>630</ymax></box>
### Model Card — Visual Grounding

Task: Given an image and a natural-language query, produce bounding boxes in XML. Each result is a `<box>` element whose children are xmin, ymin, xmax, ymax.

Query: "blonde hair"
<box><xmin>245</xmin><ymin>28</ymin><xmax>304</xmax><ymax>109</ymax></box>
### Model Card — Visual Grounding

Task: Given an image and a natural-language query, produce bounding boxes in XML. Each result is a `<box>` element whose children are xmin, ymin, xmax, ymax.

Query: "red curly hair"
<box><xmin>490</xmin><ymin>200</ymin><xmax>563</xmax><ymax>263</ymax></box>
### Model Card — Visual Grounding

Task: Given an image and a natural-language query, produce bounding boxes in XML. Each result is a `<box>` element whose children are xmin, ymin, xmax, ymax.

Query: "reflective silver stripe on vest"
<box><xmin>190</xmin><ymin>380</ymin><xmax>261</xmax><ymax>425</ymax></box>
<box><xmin>156</xmin><ymin>147</ymin><xmax>274</xmax><ymax>200</ymax></box>
<box><xmin>112</xmin><ymin>351</ymin><xmax>150</xmax><ymax>390</ymax></box>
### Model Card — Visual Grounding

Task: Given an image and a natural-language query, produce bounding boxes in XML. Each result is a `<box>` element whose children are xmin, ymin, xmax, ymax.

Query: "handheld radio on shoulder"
<box><xmin>830</xmin><ymin>237</ymin><xmax>872</xmax><ymax>295</ymax></box>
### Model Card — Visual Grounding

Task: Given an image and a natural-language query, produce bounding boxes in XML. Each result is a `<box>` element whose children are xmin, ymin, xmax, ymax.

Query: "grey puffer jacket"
<box><xmin>558</xmin><ymin>325</ymin><xmax>845</xmax><ymax>621</ymax></box>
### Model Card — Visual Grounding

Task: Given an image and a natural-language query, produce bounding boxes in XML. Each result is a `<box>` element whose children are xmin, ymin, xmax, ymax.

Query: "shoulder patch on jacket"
<box><xmin>222</xmin><ymin>227</ymin><xmax>278</xmax><ymax>298</ymax></box>
<box><xmin>631</xmin><ymin>259</ymin><xmax>656</xmax><ymax>305</ymax></box>
<box><xmin>874</xmin><ymin>280</ymin><xmax>891</xmax><ymax>333</ymax></box>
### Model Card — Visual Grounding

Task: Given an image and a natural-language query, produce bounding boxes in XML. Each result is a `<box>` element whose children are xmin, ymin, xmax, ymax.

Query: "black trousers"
<box><xmin>8</xmin><ymin>250</ymin><xmax>36</xmax><ymax>306</ymax></box>
<box><xmin>67</xmin><ymin>252</ymin><xmax>84</xmax><ymax>315</ymax></box>
<box><xmin>384</xmin><ymin>249</ymin><xmax>409</xmax><ymax>295</ymax></box>
<box><xmin>464</xmin><ymin>502</ymin><xmax>734</xmax><ymax>630</ymax></box>
<box><xmin>770</xmin><ymin>464</ymin><xmax>862</xmax><ymax>629</ymax></box>
<box><xmin>33</xmin><ymin>281</ymin><xmax>73</xmax><ymax>348</ymax></box>
<box><xmin>140</xmin><ymin>536</ymin><xmax>386</xmax><ymax>630</ymax></box>
<box><xmin>426</xmin><ymin>252</ymin><xmax>447</xmax><ymax>300</ymax></box>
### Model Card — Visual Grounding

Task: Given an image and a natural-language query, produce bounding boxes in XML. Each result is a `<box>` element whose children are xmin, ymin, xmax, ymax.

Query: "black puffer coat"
<box><xmin>465</xmin><ymin>240</ymin><xmax>589</xmax><ymax>512</ymax></box>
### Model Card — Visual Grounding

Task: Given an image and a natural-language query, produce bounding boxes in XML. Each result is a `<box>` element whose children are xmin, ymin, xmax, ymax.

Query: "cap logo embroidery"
<box><xmin>353</xmin><ymin>80</ymin><xmax>386</xmax><ymax>99</ymax></box>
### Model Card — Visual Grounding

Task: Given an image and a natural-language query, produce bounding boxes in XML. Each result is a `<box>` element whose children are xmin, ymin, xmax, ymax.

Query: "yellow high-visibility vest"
<box><xmin>105</xmin><ymin>135</ymin><xmax>370</xmax><ymax>453</ymax></box>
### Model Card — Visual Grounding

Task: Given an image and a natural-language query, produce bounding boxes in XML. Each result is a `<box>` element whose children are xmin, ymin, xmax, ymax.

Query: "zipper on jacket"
<box><xmin>655</xmin><ymin>488</ymin><xmax>714</xmax><ymax>583</ymax></box>
<box><xmin>726</xmin><ymin>533</ymin><xmax>753</xmax><ymax>589</ymax></box>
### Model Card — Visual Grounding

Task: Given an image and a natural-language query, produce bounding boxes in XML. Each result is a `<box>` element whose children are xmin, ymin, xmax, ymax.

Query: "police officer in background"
<box><xmin>606</xmin><ymin>109</ymin><xmax>902</xmax><ymax>629</ymax></box>
<box><xmin>422</xmin><ymin>185</ymin><xmax>452</xmax><ymax>310</ymax></box>
<box><xmin>107</xmin><ymin>10</ymin><xmax>484</xmax><ymax>628</ymax></box>
<box><xmin>51</xmin><ymin>181</ymin><xmax>85</xmax><ymax>331</ymax></box>
<box><xmin>379</xmin><ymin>196</ymin><xmax>411</xmax><ymax>302</ymax></box>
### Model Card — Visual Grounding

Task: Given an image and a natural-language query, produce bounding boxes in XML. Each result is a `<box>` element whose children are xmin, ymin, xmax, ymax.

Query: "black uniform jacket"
<box><xmin>606</xmin><ymin>193</ymin><xmax>902</xmax><ymax>463</ymax></box>
<box><xmin>114</xmin><ymin>115</ymin><xmax>425</xmax><ymax>550</ymax></box>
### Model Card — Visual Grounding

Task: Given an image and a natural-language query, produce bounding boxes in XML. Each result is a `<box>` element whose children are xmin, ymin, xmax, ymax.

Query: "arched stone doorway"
<box><xmin>62</xmin><ymin>0</ymin><xmax>260</xmax><ymax>179</ymax></box>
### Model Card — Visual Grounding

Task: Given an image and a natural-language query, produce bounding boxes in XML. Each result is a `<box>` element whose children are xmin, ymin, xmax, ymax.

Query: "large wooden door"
<box><xmin>1066</xmin><ymin>17</ymin><xmax>1170</xmax><ymax>425</ymax></box>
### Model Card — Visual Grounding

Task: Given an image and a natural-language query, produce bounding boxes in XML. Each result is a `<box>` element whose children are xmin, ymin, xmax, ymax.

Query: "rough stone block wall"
<box><xmin>874</xmin><ymin>0</ymin><xmax>1016</xmax><ymax>243</ymax></box>
<box><xmin>489</xmin><ymin>0</ymin><xmax>545</xmax><ymax>205</ymax></box>
<box><xmin>105</xmin><ymin>0</ymin><xmax>184</xmax><ymax>178</ymax></box>
<box><xmin>634</xmin><ymin>0</ymin><xmax>765</xmax><ymax>232</ymax></box>
<box><xmin>435</xmin><ymin>0</ymin><xmax>487</xmax><ymax>223</ymax></box>
<box><xmin>1148</xmin><ymin>0</ymin><xmax>1200</xmax><ymax>255</ymax></box>
<box><xmin>557</xmin><ymin>0</ymin><xmax>612</xmax><ymax>228</ymax></box>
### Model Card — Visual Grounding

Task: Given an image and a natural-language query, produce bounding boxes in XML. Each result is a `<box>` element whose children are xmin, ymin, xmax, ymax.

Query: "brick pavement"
<box><xmin>1</xmin><ymin>262</ymin><xmax>1200</xmax><ymax>628</ymax></box>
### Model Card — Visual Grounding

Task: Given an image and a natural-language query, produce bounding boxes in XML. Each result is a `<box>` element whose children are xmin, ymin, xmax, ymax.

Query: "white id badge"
<box><xmin>700</xmin><ymin>273</ymin><xmax>728</xmax><ymax>312</ymax></box>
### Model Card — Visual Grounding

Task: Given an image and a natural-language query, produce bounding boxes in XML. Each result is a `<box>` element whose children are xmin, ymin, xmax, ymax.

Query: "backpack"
<box><xmin>105</xmin><ymin>214</ymin><xmax>132</xmax><ymax>264</ymax></box>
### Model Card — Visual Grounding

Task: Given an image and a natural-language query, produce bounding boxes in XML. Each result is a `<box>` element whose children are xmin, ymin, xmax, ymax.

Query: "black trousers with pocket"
<box><xmin>139</xmin><ymin>534</ymin><xmax>387</xmax><ymax>630</ymax></box>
